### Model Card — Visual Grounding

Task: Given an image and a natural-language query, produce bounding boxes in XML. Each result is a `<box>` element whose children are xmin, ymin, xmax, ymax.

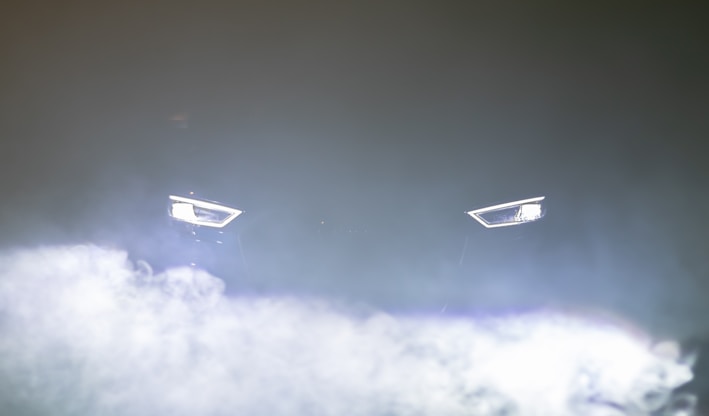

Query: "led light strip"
<box><xmin>169</xmin><ymin>195</ymin><xmax>243</xmax><ymax>228</ymax></box>
<box><xmin>466</xmin><ymin>196</ymin><xmax>545</xmax><ymax>228</ymax></box>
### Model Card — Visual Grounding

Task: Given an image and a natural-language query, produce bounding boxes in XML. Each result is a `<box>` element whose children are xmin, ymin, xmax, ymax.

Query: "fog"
<box><xmin>0</xmin><ymin>245</ymin><xmax>695</xmax><ymax>415</ymax></box>
<box><xmin>1</xmin><ymin>2</ymin><xmax>708</xmax><ymax>414</ymax></box>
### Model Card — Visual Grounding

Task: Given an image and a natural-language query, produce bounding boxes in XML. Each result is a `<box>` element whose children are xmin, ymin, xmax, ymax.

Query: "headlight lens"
<box><xmin>466</xmin><ymin>196</ymin><xmax>546</xmax><ymax>228</ymax></box>
<box><xmin>168</xmin><ymin>195</ymin><xmax>243</xmax><ymax>228</ymax></box>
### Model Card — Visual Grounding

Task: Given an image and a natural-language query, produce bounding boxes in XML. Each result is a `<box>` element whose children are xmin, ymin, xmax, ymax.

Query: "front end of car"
<box><xmin>161</xmin><ymin>192</ymin><xmax>550</xmax><ymax>303</ymax></box>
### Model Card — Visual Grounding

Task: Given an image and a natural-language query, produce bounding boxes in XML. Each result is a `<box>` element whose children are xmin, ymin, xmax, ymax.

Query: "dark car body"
<box><xmin>124</xmin><ymin>130</ymin><xmax>555</xmax><ymax>308</ymax></box>
<box><xmin>54</xmin><ymin>115</ymin><xmax>699</xmax><ymax>335</ymax></box>
<box><xmin>159</xmin><ymin>189</ymin><xmax>550</xmax><ymax>303</ymax></box>
<box><xmin>69</xmin><ymin>112</ymin><xmax>682</xmax><ymax>321</ymax></box>
<box><xmin>118</xmin><ymin>144</ymin><xmax>602</xmax><ymax>316</ymax></box>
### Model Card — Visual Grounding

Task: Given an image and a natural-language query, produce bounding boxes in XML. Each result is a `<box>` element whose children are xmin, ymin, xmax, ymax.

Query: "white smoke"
<box><xmin>0</xmin><ymin>245</ymin><xmax>695</xmax><ymax>416</ymax></box>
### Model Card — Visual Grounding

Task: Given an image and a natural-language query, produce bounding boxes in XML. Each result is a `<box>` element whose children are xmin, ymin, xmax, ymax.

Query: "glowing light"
<box><xmin>168</xmin><ymin>195</ymin><xmax>242</xmax><ymax>228</ymax></box>
<box><xmin>515</xmin><ymin>203</ymin><xmax>543</xmax><ymax>222</ymax></box>
<box><xmin>467</xmin><ymin>196</ymin><xmax>546</xmax><ymax>228</ymax></box>
<box><xmin>171</xmin><ymin>202</ymin><xmax>198</xmax><ymax>222</ymax></box>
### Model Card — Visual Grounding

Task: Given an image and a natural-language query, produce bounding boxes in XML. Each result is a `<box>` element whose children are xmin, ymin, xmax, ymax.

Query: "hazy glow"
<box><xmin>0</xmin><ymin>245</ymin><xmax>693</xmax><ymax>416</ymax></box>
<box><xmin>467</xmin><ymin>196</ymin><xmax>546</xmax><ymax>228</ymax></box>
<box><xmin>171</xmin><ymin>202</ymin><xmax>198</xmax><ymax>222</ymax></box>
<box><xmin>515</xmin><ymin>203</ymin><xmax>543</xmax><ymax>222</ymax></box>
<box><xmin>168</xmin><ymin>195</ymin><xmax>242</xmax><ymax>228</ymax></box>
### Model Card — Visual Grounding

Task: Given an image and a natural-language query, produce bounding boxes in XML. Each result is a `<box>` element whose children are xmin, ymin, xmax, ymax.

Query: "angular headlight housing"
<box><xmin>168</xmin><ymin>195</ymin><xmax>243</xmax><ymax>228</ymax></box>
<box><xmin>466</xmin><ymin>196</ymin><xmax>546</xmax><ymax>228</ymax></box>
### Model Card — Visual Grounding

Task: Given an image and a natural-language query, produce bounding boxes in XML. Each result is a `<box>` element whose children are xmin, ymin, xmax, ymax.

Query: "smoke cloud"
<box><xmin>0</xmin><ymin>245</ymin><xmax>695</xmax><ymax>415</ymax></box>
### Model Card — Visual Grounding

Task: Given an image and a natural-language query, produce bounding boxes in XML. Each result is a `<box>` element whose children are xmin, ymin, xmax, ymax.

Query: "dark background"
<box><xmin>1</xmin><ymin>2</ymin><xmax>707</xmax><ymax>337</ymax></box>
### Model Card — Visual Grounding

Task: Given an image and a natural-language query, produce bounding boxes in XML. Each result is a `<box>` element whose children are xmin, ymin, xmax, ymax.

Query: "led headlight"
<box><xmin>466</xmin><ymin>196</ymin><xmax>546</xmax><ymax>228</ymax></box>
<box><xmin>168</xmin><ymin>195</ymin><xmax>242</xmax><ymax>228</ymax></box>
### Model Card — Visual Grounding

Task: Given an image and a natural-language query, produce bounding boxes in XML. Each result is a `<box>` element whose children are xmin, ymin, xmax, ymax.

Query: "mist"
<box><xmin>0</xmin><ymin>245</ymin><xmax>695</xmax><ymax>415</ymax></box>
<box><xmin>1</xmin><ymin>2</ymin><xmax>708</xmax><ymax>414</ymax></box>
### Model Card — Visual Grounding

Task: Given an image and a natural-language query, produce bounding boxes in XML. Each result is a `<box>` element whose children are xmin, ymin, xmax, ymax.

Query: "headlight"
<box><xmin>168</xmin><ymin>195</ymin><xmax>243</xmax><ymax>228</ymax></box>
<box><xmin>466</xmin><ymin>196</ymin><xmax>546</xmax><ymax>228</ymax></box>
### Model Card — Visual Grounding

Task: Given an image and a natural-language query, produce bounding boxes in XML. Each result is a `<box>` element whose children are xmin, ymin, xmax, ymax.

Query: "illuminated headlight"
<box><xmin>466</xmin><ymin>196</ymin><xmax>546</xmax><ymax>228</ymax></box>
<box><xmin>168</xmin><ymin>195</ymin><xmax>242</xmax><ymax>228</ymax></box>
